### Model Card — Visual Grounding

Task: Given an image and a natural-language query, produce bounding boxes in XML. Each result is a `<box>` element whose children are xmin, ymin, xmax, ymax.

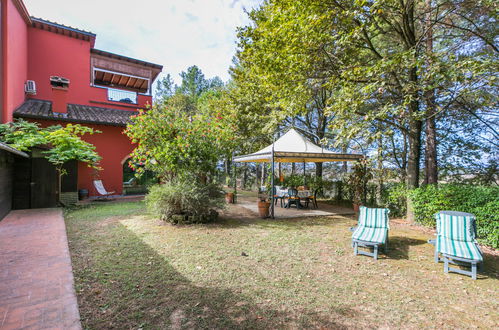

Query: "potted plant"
<box><xmin>225</xmin><ymin>191</ymin><xmax>235</xmax><ymax>203</ymax></box>
<box><xmin>257</xmin><ymin>196</ymin><xmax>271</xmax><ymax>218</ymax></box>
<box><xmin>348</xmin><ymin>158</ymin><xmax>372</xmax><ymax>213</ymax></box>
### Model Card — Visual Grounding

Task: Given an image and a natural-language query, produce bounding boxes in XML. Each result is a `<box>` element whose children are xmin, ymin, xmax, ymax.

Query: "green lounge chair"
<box><xmin>351</xmin><ymin>206</ymin><xmax>390</xmax><ymax>260</ymax></box>
<box><xmin>433</xmin><ymin>211</ymin><xmax>483</xmax><ymax>280</ymax></box>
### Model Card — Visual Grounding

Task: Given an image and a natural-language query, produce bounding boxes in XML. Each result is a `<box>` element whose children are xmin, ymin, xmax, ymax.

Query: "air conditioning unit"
<box><xmin>25</xmin><ymin>80</ymin><xmax>37</xmax><ymax>94</ymax></box>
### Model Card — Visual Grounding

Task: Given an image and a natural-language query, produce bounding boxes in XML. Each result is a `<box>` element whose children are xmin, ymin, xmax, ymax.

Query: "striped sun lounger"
<box><xmin>351</xmin><ymin>206</ymin><xmax>390</xmax><ymax>260</ymax></box>
<box><xmin>433</xmin><ymin>211</ymin><xmax>483</xmax><ymax>280</ymax></box>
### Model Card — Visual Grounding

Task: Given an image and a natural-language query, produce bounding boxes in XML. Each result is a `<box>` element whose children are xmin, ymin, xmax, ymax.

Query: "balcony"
<box><xmin>107</xmin><ymin>88</ymin><xmax>137</xmax><ymax>104</ymax></box>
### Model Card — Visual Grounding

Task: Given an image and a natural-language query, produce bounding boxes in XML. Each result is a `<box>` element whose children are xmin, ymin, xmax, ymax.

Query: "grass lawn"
<box><xmin>65</xmin><ymin>201</ymin><xmax>499</xmax><ymax>329</ymax></box>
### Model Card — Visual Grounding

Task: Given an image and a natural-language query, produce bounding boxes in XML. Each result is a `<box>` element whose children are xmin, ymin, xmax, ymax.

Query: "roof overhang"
<box><xmin>93</xmin><ymin>68</ymin><xmax>149</xmax><ymax>93</ymax></box>
<box><xmin>91</xmin><ymin>49</ymin><xmax>162</xmax><ymax>83</ymax></box>
<box><xmin>0</xmin><ymin>142</ymin><xmax>29</xmax><ymax>158</ymax></box>
<box><xmin>13</xmin><ymin>0</ymin><xmax>32</xmax><ymax>25</ymax></box>
<box><xmin>31</xmin><ymin>17</ymin><xmax>96</xmax><ymax>46</ymax></box>
<box><xmin>14</xmin><ymin>99</ymin><xmax>138</xmax><ymax>127</ymax></box>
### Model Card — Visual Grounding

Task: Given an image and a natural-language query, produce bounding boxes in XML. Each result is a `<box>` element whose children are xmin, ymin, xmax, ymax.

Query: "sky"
<box><xmin>24</xmin><ymin>0</ymin><xmax>261</xmax><ymax>86</ymax></box>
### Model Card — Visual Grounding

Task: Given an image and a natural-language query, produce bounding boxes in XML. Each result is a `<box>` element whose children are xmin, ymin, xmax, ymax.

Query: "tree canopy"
<box><xmin>0</xmin><ymin>119</ymin><xmax>101</xmax><ymax>171</ymax></box>
<box><xmin>225</xmin><ymin>0</ymin><xmax>498</xmax><ymax>187</ymax></box>
<box><xmin>129</xmin><ymin>66</ymin><xmax>235</xmax><ymax>181</ymax></box>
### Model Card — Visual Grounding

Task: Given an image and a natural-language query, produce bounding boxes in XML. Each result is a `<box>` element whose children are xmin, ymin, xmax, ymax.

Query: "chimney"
<box><xmin>50</xmin><ymin>76</ymin><xmax>70</xmax><ymax>114</ymax></box>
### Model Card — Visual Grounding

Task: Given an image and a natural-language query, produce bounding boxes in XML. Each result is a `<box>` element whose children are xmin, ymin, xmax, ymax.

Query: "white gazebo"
<box><xmin>233</xmin><ymin>128</ymin><xmax>364</xmax><ymax>218</ymax></box>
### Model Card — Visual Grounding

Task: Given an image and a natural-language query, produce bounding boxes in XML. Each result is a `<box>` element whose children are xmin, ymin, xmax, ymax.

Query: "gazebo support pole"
<box><xmin>233</xmin><ymin>155</ymin><xmax>237</xmax><ymax>204</ymax></box>
<box><xmin>271</xmin><ymin>147</ymin><xmax>275</xmax><ymax>219</ymax></box>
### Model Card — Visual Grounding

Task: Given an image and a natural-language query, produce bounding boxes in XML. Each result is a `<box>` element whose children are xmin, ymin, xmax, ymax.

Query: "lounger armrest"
<box><xmin>349</xmin><ymin>226</ymin><xmax>357</xmax><ymax>232</ymax></box>
<box><xmin>428</xmin><ymin>239</ymin><xmax>436</xmax><ymax>245</ymax></box>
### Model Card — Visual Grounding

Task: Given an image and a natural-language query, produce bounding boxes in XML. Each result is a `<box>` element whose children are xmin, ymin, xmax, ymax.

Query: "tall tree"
<box><xmin>176</xmin><ymin>65</ymin><xmax>224</xmax><ymax>100</ymax></box>
<box><xmin>155</xmin><ymin>73</ymin><xmax>175</xmax><ymax>104</ymax></box>
<box><xmin>231</xmin><ymin>0</ymin><xmax>498</xmax><ymax>219</ymax></box>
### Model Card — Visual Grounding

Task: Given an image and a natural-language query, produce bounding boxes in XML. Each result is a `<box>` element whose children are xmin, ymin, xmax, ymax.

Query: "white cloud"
<box><xmin>24</xmin><ymin>0</ymin><xmax>261</xmax><ymax>85</ymax></box>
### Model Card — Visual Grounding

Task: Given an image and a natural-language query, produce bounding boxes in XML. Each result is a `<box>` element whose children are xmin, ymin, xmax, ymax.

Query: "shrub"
<box><xmin>409</xmin><ymin>184</ymin><xmax>499</xmax><ymax>248</ymax></box>
<box><xmin>280</xmin><ymin>174</ymin><xmax>304</xmax><ymax>189</ymax></box>
<box><xmin>385</xmin><ymin>183</ymin><xmax>408</xmax><ymax>217</ymax></box>
<box><xmin>146</xmin><ymin>180</ymin><xmax>225</xmax><ymax>224</ymax></box>
<box><xmin>474</xmin><ymin>201</ymin><xmax>499</xmax><ymax>248</ymax></box>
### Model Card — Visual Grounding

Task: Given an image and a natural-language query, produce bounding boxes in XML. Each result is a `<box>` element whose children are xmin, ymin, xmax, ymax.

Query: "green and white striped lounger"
<box><xmin>434</xmin><ymin>211</ymin><xmax>483</xmax><ymax>280</ymax></box>
<box><xmin>352</xmin><ymin>206</ymin><xmax>390</xmax><ymax>260</ymax></box>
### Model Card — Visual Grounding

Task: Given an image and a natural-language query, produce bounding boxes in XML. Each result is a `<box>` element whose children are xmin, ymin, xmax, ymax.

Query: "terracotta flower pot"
<box><xmin>225</xmin><ymin>192</ymin><xmax>234</xmax><ymax>204</ymax></box>
<box><xmin>257</xmin><ymin>200</ymin><xmax>271</xmax><ymax>218</ymax></box>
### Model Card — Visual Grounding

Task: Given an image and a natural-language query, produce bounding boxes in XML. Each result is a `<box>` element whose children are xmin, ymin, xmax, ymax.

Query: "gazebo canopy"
<box><xmin>233</xmin><ymin>128</ymin><xmax>363</xmax><ymax>163</ymax></box>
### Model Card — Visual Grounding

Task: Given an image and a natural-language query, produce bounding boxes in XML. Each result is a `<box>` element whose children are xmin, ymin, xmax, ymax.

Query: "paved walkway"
<box><xmin>0</xmin><ymin>209</ymin><xmax>81</xmax><ymax>329</ymax></box>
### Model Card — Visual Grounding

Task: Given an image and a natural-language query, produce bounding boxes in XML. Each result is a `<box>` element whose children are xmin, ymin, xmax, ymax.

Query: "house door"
<box><xmin>30</xmin><ymin>152</ymin><xmax>58</xmax><ymax>208</ymax></box>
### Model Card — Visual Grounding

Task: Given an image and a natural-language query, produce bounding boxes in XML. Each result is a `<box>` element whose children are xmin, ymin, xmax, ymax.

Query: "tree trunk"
<box><xmin>256</xmin><ymin>163</ymin><xmax>261</xmax><ymax>191</ymax></box>
<box><xmin>261</xmin><ymin>163</ymin><xmax>266</xmax><ymax>188</ymax></box>
<box><xmin>406</xmin><ymin>64</ymin><xmax>422</xmax><ymax>190</ymax></box>
<box><xmin>424</xmin><ymin>105</ymin><xmax>438</xmax><ymax>184</ymax></box>
<box><xmin>406</xmin><ymin>119</ymin><xmax>422</xmax><ymax>225</ymax></box>
<box><xmin>315</xmin><ymin>162</ymin><xmax>323</xmax><ymax>178</ymax></box>
<box><xmin>291</xmin><ymin>162</ymin><xmax>295</xmax><ymax>175</ymax></box>
<box><xmin>376</xmin><ymin>135</ymin><xmax>383</xmax><ymax>206</ymax></box>
<box><xmin>225</xmin><ymin>158</ymin><xmax>231</xmax><ymax>176</ymax></box>
<box><xmin>242</xmin><ymin>164</ymin><xmax>248</xmax><ymax>189</ymax></box>
<box><xmin>406</xmin><ymin>67</ymin><xmax>422</xmax><ymax>223</ymax></box>
<box><xmin>423</xmin><ymin>0</ymin><xmax>438</xmax><ymax>185</ymax></box>
<box><xmin>341</xmin><ymin>145</ymin><xmax>348</xmax><ymax>175</ymax></box>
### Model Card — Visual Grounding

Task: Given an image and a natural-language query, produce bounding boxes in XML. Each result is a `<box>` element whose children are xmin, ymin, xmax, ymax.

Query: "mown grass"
<box><xmin>65</xmin><ymin>201</ymin><xmax>499</xmax><ymax>329</ymax></box>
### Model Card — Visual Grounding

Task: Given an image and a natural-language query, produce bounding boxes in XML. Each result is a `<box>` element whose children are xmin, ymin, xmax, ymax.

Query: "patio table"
<box><xmin>297</xmin><ymin>190</ymin><xmax>312</xmax><ymax>198</ymax></box>
<box><xmin>276</xmin><ymin>189</ymin><xmax>312</xmax><ymax>198</ymax></box>
<box><xmin>276</xmin><ymin>188</ymin><xmax>288</xmax><ymax>197</ymax></box>
<box><xmin>278</xmin><ymin>189</ymin><xmax>312</xmax><ymax>209</ymax></box>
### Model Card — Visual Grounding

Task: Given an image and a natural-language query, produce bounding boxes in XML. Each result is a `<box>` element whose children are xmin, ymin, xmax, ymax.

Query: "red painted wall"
<box><xmin>33</xmin><ymin>119</ymin><xmax>134</xmax><ymax>196</ymax></box>
<box><xmin>1</xmin><ymin>1</ymin><xmax>159</xmax><ymax>198</ymax></box>
<box><xmin>25</xmin><ymin>27</ymin><xmax>155</xmax><ymax>196</ymax></box>
<box><xmin>77</xmin><ymin>124</ymin><xmax>135</xmax><ymax>196</ymax></box>
<box><xmin>2</xmin><ymin>0</ymin><xmax>28</xmax><ymax>123</ymax></box>
<box><xmin>27</xmin><ymin>28</ymin><xmax>152</xmax><ymax>111</ymax></box>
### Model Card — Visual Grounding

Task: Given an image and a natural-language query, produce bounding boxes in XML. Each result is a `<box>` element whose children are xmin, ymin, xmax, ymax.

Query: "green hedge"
<box><xmin>409</xmin><ymin>184</ymin><xmax>499</xmax><ymax>248</ymax></box>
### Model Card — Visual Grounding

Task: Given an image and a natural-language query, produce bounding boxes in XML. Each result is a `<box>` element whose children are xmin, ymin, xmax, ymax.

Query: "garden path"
<box><xmin>0</xmin><ymin>209</ymin><xmax>81</xmax><ymax>329</ymax></box>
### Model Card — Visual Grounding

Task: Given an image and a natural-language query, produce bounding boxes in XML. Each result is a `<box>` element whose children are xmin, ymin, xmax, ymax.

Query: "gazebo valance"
<box><xmin>233</xmin><ymin>129</ymin><xmax>363</xmax><ymax>163</ymax></box>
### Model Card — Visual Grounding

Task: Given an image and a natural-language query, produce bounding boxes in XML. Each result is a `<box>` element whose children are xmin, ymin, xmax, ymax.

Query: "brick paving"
<box><xmin>0</xmin><ymin>209</ymin><xmax>81</xmax><ymax>329</ymax></box>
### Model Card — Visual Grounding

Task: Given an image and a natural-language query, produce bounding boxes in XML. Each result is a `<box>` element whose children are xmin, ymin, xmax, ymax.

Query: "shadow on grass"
<box><xmin>482</xmin><ymin>253</ymin><xmax>499</xmax><ymax>280</ymax></box>
<box><xmin>386</xmin><ymin>236</ymin><xmax>428</xmax><ymax>260</ymax></box>
<box><xmin>214</xmin><ymin>213</ymin><xmax>356</xmax><ymax>231</ymax></box>
<box><xmin>386</xmin><ymin>236</ymin><xmax>499</xmax><ymax>281</ymax></box>
<box><xmin>444</xmin><ymin>252</ymin><xmax>499</xmax><ymax>281</ymax></box>
<box><xmin>70</xmin><ymin>220</ymin><xmax>357</xmax><ymax>329</ymax></box>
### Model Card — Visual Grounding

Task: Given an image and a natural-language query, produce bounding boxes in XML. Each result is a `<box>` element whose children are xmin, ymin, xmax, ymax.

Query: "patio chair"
<box><xmin>123</xmin><ymin>177</ymin><xmax>136</xmax><ymax>188</ymax></box>
<box><xmin>303</xmin><ymin>188</ymin><xmax>321</xmax><ymax>209</ymax></box>
<box><xmin>93</xmin><ymin>180</ymin><xmax>115</xmax><ymax>200</ymax></box>
<box><xmin>270</xmin><ymin>187</ymin><xmax>284</xmax><ymax>207</ymax></box>
<box><xmin>431</xmin><ymin>211</ymin><xmax>483</xmax><ymax>280</ymax></box>
<box><xmin>284</xmin><ymin>188</ymin><xmax>300</xmax><ymax>209</ymax></box>
<box><xmin>351</xmin><ymin>206</ymin><xmax>390</xmax><ymax>260</ymax></box>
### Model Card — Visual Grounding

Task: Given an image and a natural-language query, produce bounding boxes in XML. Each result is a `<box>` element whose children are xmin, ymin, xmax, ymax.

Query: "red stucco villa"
<box><xmin>1</xmin><ymin>0</ymin><xmax>162</xmax><ymax>207</ymax></box>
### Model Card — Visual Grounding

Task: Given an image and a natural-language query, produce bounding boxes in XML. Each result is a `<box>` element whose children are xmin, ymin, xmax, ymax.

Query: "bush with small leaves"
<box><xmin>145</xmin><ymin>180</ymin><xmax>224</xmax><ymax>224</ymax></box>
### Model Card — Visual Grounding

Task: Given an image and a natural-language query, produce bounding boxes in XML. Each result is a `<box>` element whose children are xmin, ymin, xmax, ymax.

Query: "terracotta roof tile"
<box><xmin>14</xmin><ymin>99</ymin><xmax>138</xmax><ymax>127</ymax></box>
